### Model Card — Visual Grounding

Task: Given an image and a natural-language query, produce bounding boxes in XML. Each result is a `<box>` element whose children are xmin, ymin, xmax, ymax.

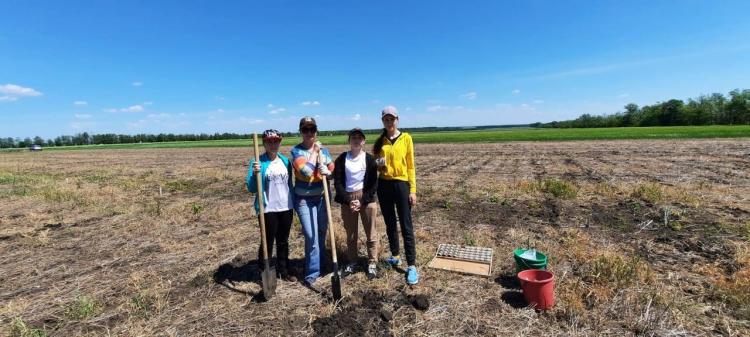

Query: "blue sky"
<box><xmin>2</xmin><ymin>0</ymin><xmax>749</xmax><ymax>138</ymax></box>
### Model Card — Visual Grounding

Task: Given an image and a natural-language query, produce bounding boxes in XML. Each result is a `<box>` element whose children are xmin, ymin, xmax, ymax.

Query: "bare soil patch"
<box><xmin>1</xmin><ymin>139</ymin><xmax>749</xmax><ymax>336</ymax></box>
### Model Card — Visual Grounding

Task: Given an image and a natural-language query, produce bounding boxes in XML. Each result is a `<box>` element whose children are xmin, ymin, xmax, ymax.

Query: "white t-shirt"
<box><xmin>345</xmin><ymin>151</ymin><xmax>366</xmax><ymax>192</ymax></box>
<box><xmin>264</xmin><ymin>157</ymin><xmax>292</xmax><ymax>213</ymax></box>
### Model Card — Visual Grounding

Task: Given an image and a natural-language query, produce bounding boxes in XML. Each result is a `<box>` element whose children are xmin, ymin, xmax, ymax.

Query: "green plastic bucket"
<box><xmin>514</xmin><ymin>248</ymin><xmax>548</xmax><ymax>272</ymax></box>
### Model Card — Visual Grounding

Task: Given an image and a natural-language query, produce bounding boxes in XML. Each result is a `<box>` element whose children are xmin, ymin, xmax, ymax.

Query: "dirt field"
<box><xmin>1</xmin><ymin>139</ymin><xmax>749</xmax><ymax>336</ymax></box>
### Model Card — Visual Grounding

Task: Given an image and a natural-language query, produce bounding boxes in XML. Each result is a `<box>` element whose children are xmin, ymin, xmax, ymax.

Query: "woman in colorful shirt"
<box><xmin>291</xmin><ymin>117</ymin><xmax>335</xmax><ymax>287</ymax></box>
<box><xmin>333</xmin><ymin>128</ymin><xmax>379</xmax><ymax>279</ymax></box>
<box><xmin>373</xmin><ymin>106</ymin><xmax>419</xmax><ymax>285</ymax></box>
<box><xmin>246</xmin><ymin>129</ymin><xmax>296</xmax><ymax>282</ymax></box>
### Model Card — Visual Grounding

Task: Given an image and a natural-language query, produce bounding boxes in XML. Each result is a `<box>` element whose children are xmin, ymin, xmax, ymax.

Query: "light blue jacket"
<box><xmin>246</xmin><ymin>153</ymin><xmax>294</xmax><ymax>215</ymax></box>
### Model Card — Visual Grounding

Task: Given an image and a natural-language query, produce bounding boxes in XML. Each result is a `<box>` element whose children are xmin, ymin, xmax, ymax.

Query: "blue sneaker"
<box><xmin>406</xmin><ymin>266</ymin><xmax>419</xmax><ymax>285</ymax></box>
<box><xmin>385</xmin><ymin>255</ymin><xmax>402</xmax><ymax>267</ymax></box>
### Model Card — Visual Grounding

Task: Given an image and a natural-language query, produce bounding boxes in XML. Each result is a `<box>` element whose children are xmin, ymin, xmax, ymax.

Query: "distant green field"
<box><xmin>10</xmin><ymin>125</ymin><xmax>750</xmax><ymax>151</ymax></box>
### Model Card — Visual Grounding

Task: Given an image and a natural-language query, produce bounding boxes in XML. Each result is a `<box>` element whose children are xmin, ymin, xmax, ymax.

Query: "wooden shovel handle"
<box><xmin>253</xmin><ymin>133</ymin><xmax>270</xmax><ymax>261</ymax></box>
<box><xmin>320</xmin><ymin>152</ymin><xmax>338</xmax><ymax>264</ymax></box>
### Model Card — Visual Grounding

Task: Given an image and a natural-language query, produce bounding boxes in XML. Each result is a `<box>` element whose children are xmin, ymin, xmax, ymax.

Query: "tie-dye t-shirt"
<box><xmin>291</xmin><ymin>144</ymin><xmax>335</xmax><ymax>196</ymax></box>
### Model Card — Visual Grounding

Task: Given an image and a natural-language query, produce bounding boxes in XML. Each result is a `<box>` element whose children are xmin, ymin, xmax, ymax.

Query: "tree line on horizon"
<box><xmin>0</xmin><ymin>125</ymin><xmax>520</xmax><ymax>149</ymax></box>
<box><xmin>2</xmin><ymin>89</ymin><xmax>748</xmax><ymax>148</ymax></box>
<box><xmin>531</xmin><ymin>89</ymin><xmax>749</xmax><ymax>128</ymax></box>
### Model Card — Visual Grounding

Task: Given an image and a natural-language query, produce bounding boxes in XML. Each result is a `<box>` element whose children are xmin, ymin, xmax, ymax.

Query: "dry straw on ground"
<box><xmin>1</xmin><ymin>139</ymin><xmax>749</xmax><ymax>336</ymax></box>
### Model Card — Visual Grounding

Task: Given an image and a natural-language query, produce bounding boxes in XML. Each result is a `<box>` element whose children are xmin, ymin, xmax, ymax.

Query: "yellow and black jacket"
<box><xmin>376</xmin><ymin>132</ymin><xmax>416</xmax><ymax>193</ymax></box>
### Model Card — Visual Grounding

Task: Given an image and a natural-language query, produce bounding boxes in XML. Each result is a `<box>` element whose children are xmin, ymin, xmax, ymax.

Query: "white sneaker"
<box><xmin>342</xmin><ymin>263</ymin><xmax>357</xmax><ymax>276</ymax></box>
<box><xmin>367</xmin><ymin>263</ymin><xmax>378</xmax><ymax>279</ymax></box>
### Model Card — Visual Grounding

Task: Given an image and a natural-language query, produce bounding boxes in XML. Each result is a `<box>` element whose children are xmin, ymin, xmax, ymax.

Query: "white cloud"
<box><xmin>73</xmin><ymin>100</ymin><xmax>88</xmax><ymax>106</ymax></box>
<box><xmin>216</xmin><ymin>108</ymin><xmax>225</xmax><ymax>113</ymax></box>
<box><xmin>215</xmin><ymin>96</ymin><xmax>225</xmax><ymax>101</ymax></box>
<box><xmin>512</xmin><ymin>89</ymin><xmax>521</xmax><ymax>95</ymax></box>
<box><xmin>520</xmin><ymin>103</ymin><xmax>531</xmax><ymax>108</ymax></box>
<box><xmin>269</xmin><ymin>107</ymin><xmax>286</xmax><ymax>114</ymax></box>
<box><xmin>0</xmin><ymin>84</ymin><xmax>43</xmax><ymax>101</ymax></box>
<box><xmin>103</xmin><ymin>108</ymin><xmax>117</xmax><ymax>113</ymax></box>
<box><xmin>618</xmin><ymin>93</ymin><xmax>631</xmax><ymax>98</ymax></box>
<box><xmin>427</xmin><ymin>105</ymin><xmax>449</xmax><ymax>112</ymax></box>
<box><xmin>351</xmin><ymin>113</ymin><xmax>361</xmax><ymax>121</ymax></box>
<box><xmin>267</xmin><ymin>103</ymin><xmax>275</xmax><ymax>108</ymax></box>
<box><xmin>132</xmin><ymin>81</ymin><xmax>143</xmax><ymax>87</ymax></box>
<box><xmin>74</xmin><ymin>114</ymin><xmax>92</xmax><ymax>119</ymax></box>
<box><xmin>238</xmin><ymin>117</ymin><xmax>263</xmax><ymax>125</ymax></box>
<box><xmin>120</xmin><ymin>105</ymin><xmax>144</xmax><ymax>113</ymax></box>
<box><xmin>301</xmin><ymin>100</ymin><xmax>321</xmax><ymax>106</ymax></box>
<box><xmin>147</xmin><ymin>113</ymin><xmax>171</xmax><ymax>119</ymax></box>
<box><xmin>461</xmin><ymin>92</ymin><xmax>477</xmax><ymax>100</ymax></box>
<box><xmin>70</xmin><ymin>121</ymin><xmax>94</xmax><ymax>130</ymax></box>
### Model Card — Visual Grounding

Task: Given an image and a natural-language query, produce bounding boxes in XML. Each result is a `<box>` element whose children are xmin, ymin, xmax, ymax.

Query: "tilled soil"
<box><xmin>1</xmin><ymin>139</ymin><xmax>749</xmax><ymax>336</ymax></box>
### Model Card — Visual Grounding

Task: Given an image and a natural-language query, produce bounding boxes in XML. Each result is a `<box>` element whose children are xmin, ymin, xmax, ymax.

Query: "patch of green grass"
<box><xmin>191</xmin><ymin>202</ymin><xmax>204</xmax><ymax>214</ymax></box>
<box><xmin>165</xmin><ymin>179</ymin><xmax>202</xmax><ymax>193</ymax></box>
<box><xmin>540</xmin><ymin>178</ymin><xmax>577</xmax><ymax>199</ymax></box>
<box><xmin>463</xmin><ymin>232</ymin><xmax>476</xmax><ymax>246</ymax></box>
<box><xmin>442</xmin><ymin>200</ymin><xmax>452</xmax><ymax>210</ymax></box>
<box><xmin>64</xmin><ymin>295</ymin><xmax>97</xmax><ymax>321</ymax></box>
<box><xmin>34</xmin><ymin>125</ymin><xmax>750</xmax><ymax>151</ymax></box>
<box><xmin>9</xmin><ymin>317</ymin><xmax>46</xmax><ymax>337</ymax></box>
<box><xmin>38</xmin><ymin>186</ymin><xmax>80</xmax><ymax>203</ymax></box>
<box><xmin>80</xmin><ymin>173</ymin><xmax>110</xmax><ymax>184</ymax></box>
<box><xmin>587</xmin><ymin>253</ymin><xmax>653</xmax><ymax>288</ymax></box>
<box><xmin>131</xmin><ymin>291</ymin><xmax>156</xmax><ymax>317</ymax></box>
<box><xmin>633</xmin><ymin>183</ymin><xmax>663</xmax><ymax>203</ymax></box>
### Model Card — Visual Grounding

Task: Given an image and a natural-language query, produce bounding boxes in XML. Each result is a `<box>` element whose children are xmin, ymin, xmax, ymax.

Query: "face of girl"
<box><xmin>382</xmin><ymin>115</ymin><xmax>398</xmax><ymax>131</ymax></box>
<box><xmin>348</xmin><ymin>134</ymin><xmax>365</xmax><ymax>151</ymax></box>
<box><xmin>300</xmin><ymin>126</ymin><xmax>317</xmax><ymax>142</ymax></box>
<box><xmin>263</xmin><ymin>138</ymin><xmax>281</xmax><ymax>154</ymax></box>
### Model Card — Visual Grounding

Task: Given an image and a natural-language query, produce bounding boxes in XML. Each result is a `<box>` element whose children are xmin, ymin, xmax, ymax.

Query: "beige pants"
<box><xmin>340</xmin><ymin>190</ymin><xmax>379</xmax><ymax>264</ymax></box>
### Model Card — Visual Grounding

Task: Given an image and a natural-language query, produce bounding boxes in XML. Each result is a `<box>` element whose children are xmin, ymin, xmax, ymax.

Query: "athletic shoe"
<box><xmin>406</xmin><ymin>266</ymin><xmax>419</xmax><ymax>285</ymax></box>
<box><xmin>385</xmin><ymin>255</ymin><xmax>402</xmax><ymax>267</ymax></box>
<box><xmin>367</xmin><ymin>263</ymin><xmax>378</xmax><ymax>279</ymax></box>
<box><xmin>342</xmin><ymin>263</ymin><xmax>357</xmax><ymax>277</ymax></box>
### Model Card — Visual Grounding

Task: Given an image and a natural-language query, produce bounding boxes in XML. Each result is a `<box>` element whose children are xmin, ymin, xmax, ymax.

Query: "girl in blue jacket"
<box><xmin>246</xmin><ymin>129</ymin><xmax>296</xmax><ymax>282</ymax></box>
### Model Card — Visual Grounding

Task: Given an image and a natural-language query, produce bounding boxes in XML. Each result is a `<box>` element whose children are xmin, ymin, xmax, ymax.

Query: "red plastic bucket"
<box><xmin>517</xmin><ymin>269</ymin><xmax>555</xmax><ymax>310</ymax></box>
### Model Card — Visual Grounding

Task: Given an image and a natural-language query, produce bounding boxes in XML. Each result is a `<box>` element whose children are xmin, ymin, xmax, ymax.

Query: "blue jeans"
<box><xmin>294</xmin><ymin>194</ymin><xmax>328</xmax><ymax>283</ymax></box>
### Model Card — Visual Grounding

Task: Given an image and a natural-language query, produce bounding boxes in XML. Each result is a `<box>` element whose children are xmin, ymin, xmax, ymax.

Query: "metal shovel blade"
<box><xmin>261</xmin><ymin>264</ymin><xmax>277</xmax><ymax>300</ymax></box>
<box><xmin>331</xmin><ymin>263</ymin><xmax>342</xmax><ymax>301</ymax></box>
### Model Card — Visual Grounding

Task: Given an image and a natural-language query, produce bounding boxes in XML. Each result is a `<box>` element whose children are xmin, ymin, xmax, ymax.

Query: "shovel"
<box><xmin>320</xmin><ymin>154</ymin><xmax>342</xmax><ymax>301</ymax></box>
<box><xmin>253</xmin><ymin>133</ymin><xmax>276</xmax><ymax>299</ymax></box>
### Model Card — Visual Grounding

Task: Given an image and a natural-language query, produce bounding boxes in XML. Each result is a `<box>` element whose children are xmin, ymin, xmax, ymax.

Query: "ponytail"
<box><xmin>372</xmin><ymin>128</ymin><xmax>388</xmax><ymax>155</ymax></box>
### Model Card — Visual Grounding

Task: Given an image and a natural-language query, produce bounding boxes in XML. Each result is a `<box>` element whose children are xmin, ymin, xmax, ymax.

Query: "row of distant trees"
<box><xmin>0</xmin><ymin>125</ymin><xmax>525</xmax><ymax>149</ymax></box>
<box><xmin>0</xmin><ymin>132</ymin><xmax>268</xmax><ymax>148</ymax></box>
<box><xmin>3</xmin><ymin>89</ymin><xmax>747</xmax><ymax>148</ymax></box>
<box><xmin>533</xmin><ymin>89</ymin><xmax>750</xmax><ymax>128</ymax></box>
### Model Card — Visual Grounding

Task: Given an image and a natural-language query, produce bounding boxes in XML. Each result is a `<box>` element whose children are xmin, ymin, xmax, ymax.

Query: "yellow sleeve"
<box><xmin>406</xmin><ymin>134</ymin><xmax>416</xmax><ymax>193</ymax></box>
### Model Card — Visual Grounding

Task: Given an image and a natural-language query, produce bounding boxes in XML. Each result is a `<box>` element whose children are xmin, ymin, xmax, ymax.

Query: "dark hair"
<box><xmin>372</xmin><ymin>128</ymin><xmax>388</xmax><ymax>154</ymax></box>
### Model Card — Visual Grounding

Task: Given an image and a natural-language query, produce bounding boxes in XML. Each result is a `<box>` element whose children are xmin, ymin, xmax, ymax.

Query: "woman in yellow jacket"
<box><xmin>373</xmin><ymin>106</ymin><xmax>419</xmax><ymax>285</ymax></box>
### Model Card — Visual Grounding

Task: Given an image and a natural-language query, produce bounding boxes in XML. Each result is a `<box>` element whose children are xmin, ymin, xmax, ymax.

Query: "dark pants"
<box><xmin>377</xmin><ymin>179</ymin><xmax>416</xmax><ymax>266</ymax></box>
<box><xmin>258</xmin><ymin>209</ymin><xmax>294</xmax><ymax>273</ymax></box>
